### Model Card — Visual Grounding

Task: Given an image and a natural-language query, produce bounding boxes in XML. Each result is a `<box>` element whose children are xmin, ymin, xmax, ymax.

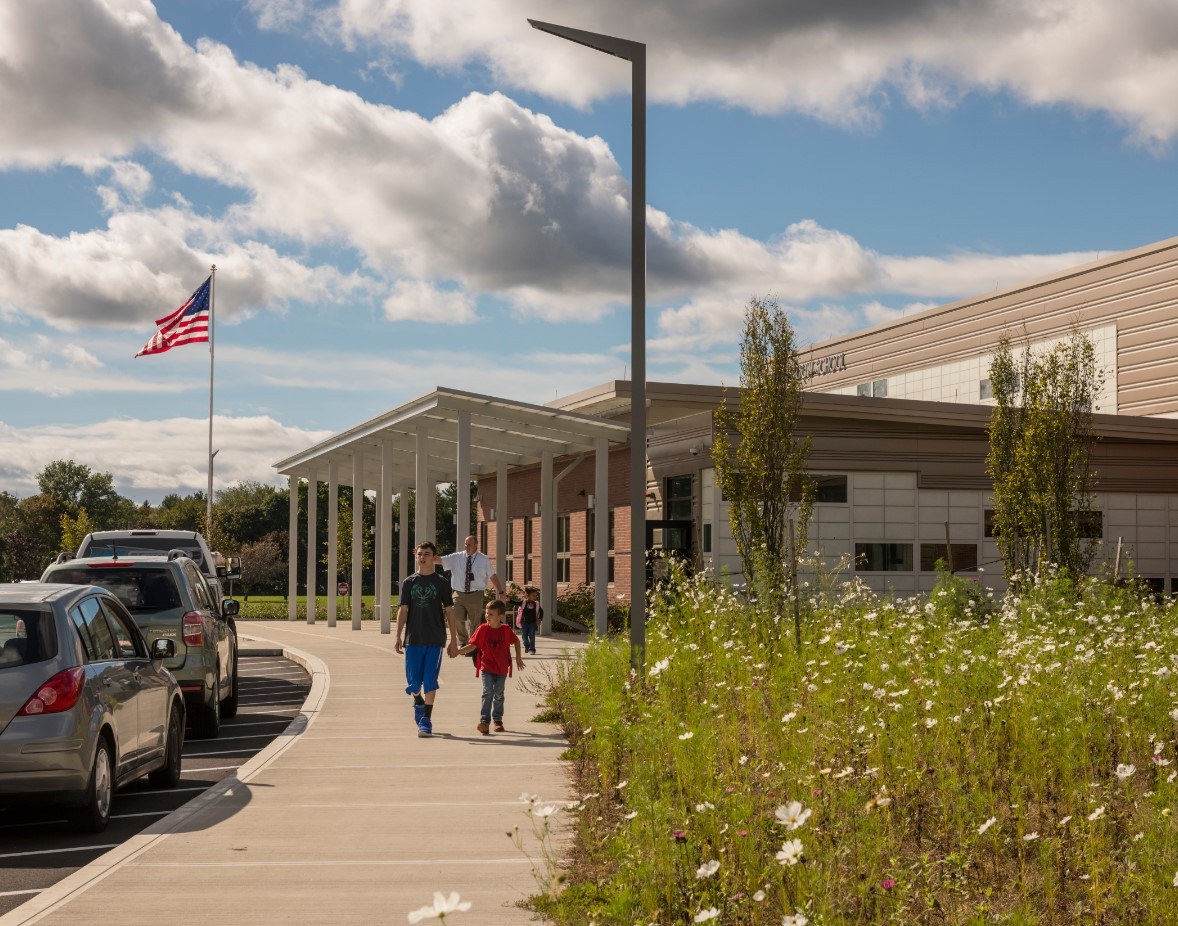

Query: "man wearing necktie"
<box><xmin>434</xmin><ymin>535</ymin><xmax>506</xmax><ymax>649</ymax></box>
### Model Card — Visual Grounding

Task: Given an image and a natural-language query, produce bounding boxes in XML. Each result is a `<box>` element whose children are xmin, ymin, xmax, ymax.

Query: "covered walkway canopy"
<box><xmin>273</xmin><ymin>387</ymin><xmax>631</xmax><ymax>635</ymax></box>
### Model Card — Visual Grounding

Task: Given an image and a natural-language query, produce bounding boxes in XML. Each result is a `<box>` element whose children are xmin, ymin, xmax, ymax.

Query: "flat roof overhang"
<box><xmin>273</xmin><ymin>386</ymin><xmax>631</xmax><ymax>483</ymax></box>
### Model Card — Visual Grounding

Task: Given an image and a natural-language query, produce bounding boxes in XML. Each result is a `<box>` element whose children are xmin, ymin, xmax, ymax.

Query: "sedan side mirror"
<box><xmin>151</xmin><ymin>638</ymin><xmax>175</xmax><ymax>661</ymax></box>
<box><xmin>221</xmin><ymin>598</ymin><xmax>240</xmax><ymax>619</ymax></box>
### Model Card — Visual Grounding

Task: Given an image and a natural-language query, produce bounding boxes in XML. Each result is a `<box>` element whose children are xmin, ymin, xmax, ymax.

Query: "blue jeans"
<box><xmin>521</xmin><ymin>623</ymin><xmax>537</xmax><ymax>653</ymax></box>
<box><xmin>480</xmin><ymin>672</ymin><xmax>507</xmax><ymax>723</ymax></box>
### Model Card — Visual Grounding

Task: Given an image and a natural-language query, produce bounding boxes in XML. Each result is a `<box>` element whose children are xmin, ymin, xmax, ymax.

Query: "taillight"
<box><xmin>182</xmin><ymin>611</ymin><xmax>204</xmax><ymax>646</ymax></box>
<box><xmin>17</xmin><ymin>667</ymin><xmax>86</xmax><ymax>716</ymax></box>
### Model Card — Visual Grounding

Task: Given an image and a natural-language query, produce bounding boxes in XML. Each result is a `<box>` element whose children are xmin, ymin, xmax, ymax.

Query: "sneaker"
<box><xmin>494</xmin><ymin>721</ymin><xmax>505</xmax><ymax>732</ymax></box>
<box><xmin>417</xmin><ymin>718</ymin><xmax>432</xmax><ymax>738</ymax></box>
<box><xmin>413</xmin><ymin>702</ymin><xmax>425</xmax><ymax>727</ymax></box>
<box><xmin>477</xmin><ymin>721</ymin><xmax>489</xmax><ymax>735</ymax></box>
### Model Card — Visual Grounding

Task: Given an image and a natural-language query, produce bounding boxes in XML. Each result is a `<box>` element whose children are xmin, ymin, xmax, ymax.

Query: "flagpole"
<box><xmin>206</xmin><ymin>264</ymin><xmax>216</xmax><ymax>539</ymax></box>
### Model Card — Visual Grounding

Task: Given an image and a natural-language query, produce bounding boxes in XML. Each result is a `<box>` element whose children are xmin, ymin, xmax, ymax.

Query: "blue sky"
<box><xmin>3</xmin><ymin>0</ymin><xmax>1178</xmax><ymax>500</ymax></box>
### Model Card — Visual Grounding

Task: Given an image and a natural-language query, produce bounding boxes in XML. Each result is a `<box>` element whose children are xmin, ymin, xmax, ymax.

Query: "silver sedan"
<box><xmin>0</xmin><ymin>583</ymin><xmax>185</xmax><ymax>831</ymax></box>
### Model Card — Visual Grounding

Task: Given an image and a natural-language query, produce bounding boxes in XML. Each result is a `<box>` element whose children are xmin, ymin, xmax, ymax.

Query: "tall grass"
<box><xmin>540</xmin><ymin>565</ymin><xmax>1178</xmax><ymax>924</ymax></box>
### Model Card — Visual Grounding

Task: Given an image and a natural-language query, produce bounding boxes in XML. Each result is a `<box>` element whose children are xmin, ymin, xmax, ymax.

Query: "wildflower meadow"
<box><xmin>535</xmin><ymin>565</ymin><xmax>1178</xmax><ymax>924</ymax></box>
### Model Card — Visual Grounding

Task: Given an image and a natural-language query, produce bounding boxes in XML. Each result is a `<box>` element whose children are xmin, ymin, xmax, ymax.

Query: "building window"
<box><xmin>983</xmin><ymin>509</ymin><xmax>996</xmax><ymax>538</ymax></box>
<box><xmin>1142</xmin><ymin>578</ymin><xmax>1166</xmax><ymax>597</ymax></box>
<box><xmin>505</xmin><ymin>560</ymin><xmax>514</xmax><ymax>581</ymax></box>
<box><xmin>524</xmin><ymin>517</ymin><xmax>533</xmax><ymax>583</ymax></box>
<box><xmin>1076</xmin><ymin>511</ymin><xmax>1103</xmax><ymax>539</ymax></box>
<box><xmin>979</xmin><ymin>379</ymin><xmax>993</xmax><ymax>400</ymax></box>
<box><xmin>506</xmin><ymin>521</ymin><xmax>514</xmax><ymax>556</ymax></box>
<box><xmin>556</xmin><ymin>559</ymin><xmax>571</xmax><ymax>583</ymax></box>
<box><xmin>665</xmin><ymin>475</ymin><xmax>692</xmax><ymax>520</ymax></box>
<box><xmin>855</xmin><ymin>543</ymin><xmax>913</xmax><ymax>572</ymax></box>
<box><xmin>608</xmin><ymin>510</ymin><xmax>615</xmax><ymax>550</ymax></box>
<box><xmin>815</xmin><ymin>475</ymin><xmax>848</xmax><ymax>504</ymax></box>
<box><xmin>480</xmin><ymin>521</ymin><xmax>488</xmax><ymax>551</ymax></box>
<box><xmin>556</xmin><ymin>514</ymin><xmax>571</xmax><ymax>584</ymax></box>
<box><xmin>609</xmin><ymin>555</ymin><xmax>615</xmax><ymax>583</ymax></box>
<box><xmin>856</xmin><ymin>383</ymin><xmax>871</xmax><ymax>397</ymax></box>
<box><xmin>919</xmin><ymin>543</ymin><xmax>979</xmax><ymax>572</ymax></box>
<box><xmin>872</xmin><ymin>379</ymin><xmax>888</xmax><ymax>398</ymax></box>
<box><xmin>703</xmin><ymin>523</ymin><xmax>712</xmax><ymax>554</ymax></box>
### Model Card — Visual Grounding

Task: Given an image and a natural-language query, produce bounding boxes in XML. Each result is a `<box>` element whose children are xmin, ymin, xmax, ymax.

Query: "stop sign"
<box><xmin>337</xmin><ymin>581</ymin><xmax>350</xmax><ymax>596</ymax></box>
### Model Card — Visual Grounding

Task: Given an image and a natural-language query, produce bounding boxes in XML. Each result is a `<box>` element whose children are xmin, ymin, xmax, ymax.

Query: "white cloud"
<box><xmin>0</xmin><ymin>204</ymin><xmax>375</xmax><ymax>329</ymax></box>
<box><xmin>300</xmin><ymin>0</ymin><xmax>1178</xmax><ymax>145</ymax></box>
<box><xmin>384</xmin><ymin>279</ymin><xmax>477</xmax><ymax>323</ymax></box>
<box><xmin>0</xmin><ymin>414</ymin><xmax>332</xmax><ymax>499</ymax></box>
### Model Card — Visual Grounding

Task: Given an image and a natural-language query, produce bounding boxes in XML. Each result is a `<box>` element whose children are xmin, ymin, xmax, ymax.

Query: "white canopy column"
<box><xmin>496</xmin><ymin>461</ymin><xmax>508</xmax><ymax>587</ymax></box>
<box><xmin>351</xmin><ymin>453</ymin><xmax>363</xmax><ymax>631</ymax></box>
<box><xmin>456</xmin><ymin>410</ymin><xmax>471</xmax><ymax>545</ymax></box>
<box><xmin>398</xmin><ymin>484</ymin><xmax>410</xmax><ymax>589</ymax></box>
<box><xmin>327</xmin><ymin>458</ymin><xmax>339</xmax><ymax>628</ymax></box>
<box><xmin>540</xmin><ymin>450</ymin><xmax>554</xmax><ymax>635</ymax></box>
<box><xmin>380</xmin><ymin>440</ymin><xmax>394</xmax><ymax>634</ymax></box>
<box><xmin>305</xmin><ymin>469</ymin><xmax>318</xmax><ymax>625</ymax></box>
<box><xmin>594</xmin><ymin>436</ymin><xmax>609</xmax><ymax>635</ymax></box>
<box><xmin>415</xmin><ymin>424</ymin><xmax>431</xmax><ymax>548</ymax></box>
<box><xmin>287</xmin><ymin>474</ymin><xmax>299</xmax><ymax>621</ymax></box>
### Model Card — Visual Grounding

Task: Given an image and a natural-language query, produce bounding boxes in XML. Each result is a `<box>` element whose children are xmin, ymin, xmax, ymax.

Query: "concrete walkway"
<box><xmin>4</xmin><ymin>622</ymin><xmax>585</xmax><ymax>926</ymax></box>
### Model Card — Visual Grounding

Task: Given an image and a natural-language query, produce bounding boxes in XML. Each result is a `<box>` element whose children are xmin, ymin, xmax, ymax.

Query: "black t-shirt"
<box><xmin>520</xmin><ymin>600</ymin><xmax>543</xmax><ymax>626</ymax></box>
<box><xmin>399</xmin><ymin>572</ymin><xmax>454</xmax><ymax>647</ymax></box>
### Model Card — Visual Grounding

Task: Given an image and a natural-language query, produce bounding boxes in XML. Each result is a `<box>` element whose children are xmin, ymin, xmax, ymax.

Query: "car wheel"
<box><xmin>194</xmin><ymin>673</ymin><xmax>221</xmax><ymax>739</ymax></box>
<box><xmin>71</xmin><ymin>736</ymin><xmax>114</xmax><ymax>833</ymax></box>
<box><xmin>222</xmin><ymin>634</ymin><xmax>239</xmax><ymax>719</ymax></box>
<box><xmin>149</xmin><ymin>703</ymin><xmax>184</xmax><ymax>788</ymax></box>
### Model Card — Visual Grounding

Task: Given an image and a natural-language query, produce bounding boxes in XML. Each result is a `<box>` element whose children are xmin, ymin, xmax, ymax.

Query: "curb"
<box><xmin>0</xmin><ymin>635</ymin><xmax>329</xmax><ymax>926</ymax></box>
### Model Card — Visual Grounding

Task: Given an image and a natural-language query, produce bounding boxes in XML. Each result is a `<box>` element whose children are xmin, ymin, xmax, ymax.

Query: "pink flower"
<box><xmin>737</xmin><ymin>829</ymin><xmax>748</xmax><ymax>836</ymax></box>
<box><xmin>812</xmin><ymin>789</ymin><xmax>823</xmax><ymax>797</ymax></box>
<box><xmin>881</xmin><ymin>879</ymin><xmax>895</xmax><ymax>890</ymax></box>
<box><xmin>672</xmin><ymin>830</ymin><xmax>687</xmax><ymax>842</ymax></box>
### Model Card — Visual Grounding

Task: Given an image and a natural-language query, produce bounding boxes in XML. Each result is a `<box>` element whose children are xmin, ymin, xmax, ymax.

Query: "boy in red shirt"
<box><xmin>456</xmin><ymin>600</ymin><xmax>525</xmax><ymax>734</ymax></box>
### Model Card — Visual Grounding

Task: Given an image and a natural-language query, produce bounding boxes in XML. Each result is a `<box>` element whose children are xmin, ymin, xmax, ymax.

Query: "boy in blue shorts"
<box><xmin>395</xmin><ymin>541</ymin><xmax>459</xmax><ymax>737</ymax></box>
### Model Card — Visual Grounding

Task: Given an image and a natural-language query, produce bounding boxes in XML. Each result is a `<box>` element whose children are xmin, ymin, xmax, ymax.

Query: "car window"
<box><xmin>49</xmin><ymin>564</ymin><xmax>182</xmax><ymax>613</ymax></box>
<box><xmin>0</xmin><ymin>608</ymin><xmax>58</xmax><ymax>669</ymax></box>
<box><xmin>99</xmin><ymin>599</ymin><xmax>145</xmax><ymax>659</ymax></box>
<box><xmin>70</xmin><ymin>597</ymin><xmax>118</xmax><ymax>662</ymax></box>
<box><xmin>82</xmin><ymin>537</ymin><xmax>204</xmax><ymax>568</ymax></box>
<box><xmin>184</xmin><ymin>562</ymin><xmax>212</xmax><ymax>611</ymax></box>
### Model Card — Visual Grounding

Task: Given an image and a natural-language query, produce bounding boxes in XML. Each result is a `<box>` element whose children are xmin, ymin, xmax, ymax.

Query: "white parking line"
<box><xmin>182</xmin><ymin>748</ymin><xmax>264</xmax><ymax>757</ymax></box>
<box><xmin>0</xmin><ymin>845</ymin><xmax>118</xmax><ymax>860</ymax></box>
<box><xmin>221</xmin><ymin>718</ymin><xmax>292</xmax><ymax>728</ymax></box>
<box><xmin>180</xmin><ymin>764</ymin><xmax>242</xmax><ymax>773</ymax></box>
<box><xmin>184</xmin><ymin>732</ymin><xmax>278</xmax><ymax>744</ymax></box>
<box><xmin>0</xmin><ymin>889</ymin><xmax>43</xmax><ymax>898</ymax></box>
<box><xmin>118</xmin><ymin>786</ymin><xmax>209</xmax><ymax>796</ymax></box>
<box><xmin>111</xmin><ymin>811</ymin><xmax>170</xmax><ymax>820</ymax></box>
<box><xmin>235</xmin><ymin>706</ymin><xmax>300</xmax><ymax>714</ymax></box>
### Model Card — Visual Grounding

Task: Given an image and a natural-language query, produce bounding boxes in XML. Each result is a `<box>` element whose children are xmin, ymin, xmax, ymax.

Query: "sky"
<box><xmin>3</xmin><ymin>0</ymin><xmax>1178</xmax><ymax>502</ymax></box>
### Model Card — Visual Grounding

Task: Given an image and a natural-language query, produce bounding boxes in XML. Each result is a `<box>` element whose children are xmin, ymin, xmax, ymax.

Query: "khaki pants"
<box><xmin>452</xmin><ymin>591</ymin><xmax>485</xmax><ymax>646</ymax></box>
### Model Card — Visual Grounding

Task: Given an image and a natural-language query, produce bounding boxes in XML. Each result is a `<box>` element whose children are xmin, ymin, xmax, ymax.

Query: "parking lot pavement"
<box><xmin>0</xmin><ymin>655</ymin><xmax>311</xmax><ymax>917</ymax></box>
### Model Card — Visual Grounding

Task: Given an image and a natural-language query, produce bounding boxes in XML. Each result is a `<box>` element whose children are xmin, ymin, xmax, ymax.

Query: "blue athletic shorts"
<box><xmin>404</xmin><ymin>645</ymin><xmax>444</xmax><ymax>695</ymax></box>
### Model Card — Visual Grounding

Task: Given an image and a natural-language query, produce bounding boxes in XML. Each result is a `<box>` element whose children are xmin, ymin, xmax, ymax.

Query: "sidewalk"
<box><xmin>5</xmin><ymin>621</ymin><xmax>585</xmax><ymax>926</ymax></box>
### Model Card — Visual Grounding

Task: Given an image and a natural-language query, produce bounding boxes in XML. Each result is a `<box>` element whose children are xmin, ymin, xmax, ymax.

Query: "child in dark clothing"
<box><xmin>516</xmin><ymin>586</ymin><xmax>543</xmax><ymax>655</ymax></box>
<box><xmin>456</xmin><ymin>600</ymin><xmax>525</xmax><ymax>734</ymax></box>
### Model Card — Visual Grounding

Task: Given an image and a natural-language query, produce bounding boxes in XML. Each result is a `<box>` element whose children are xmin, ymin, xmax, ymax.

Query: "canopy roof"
<box><xmin>273</xmin><ymin>386</ymin><xmax>631</xmax><ymax>485</ymax></box>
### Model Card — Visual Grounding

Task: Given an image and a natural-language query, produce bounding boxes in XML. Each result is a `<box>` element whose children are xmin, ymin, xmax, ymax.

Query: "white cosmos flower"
<box><xmin>1173</xmin><ymin>869</ymin><xmax>1178</xmax><ymax>888</ymax></box>
<box><xmin>978</xmin><ymin>817</ymin><xmax>997</xmax><ymax>835</ymax></box>
<box><xmin>1115</xmin><ymin>763</ymin><xmax>1136</xmax><ymax>780</ymax></box>
<box><xmin>696</xmin><ymin>859</ymin><xmax>720</xmax><ymax>879</ymax></box>
<box><xmin>776</xmin><ymin>839</ymin><xmax>804</xmax><ymax>866</ymax></box>
<box><xmin>693</xmin><ymin>908</ymin><xmax>720</xmax><ymax>922</ymax></box>
<box><xmin>1023</xmin><ymin>832</ymin><xmax>1039</xmax><ymax>841</ymax></box>
<box><xmin>782</xmin><ymin>915</ymin><xmax>809</xmax><ymax>926</ymax></box>
<box><xmin>624</xmin><ymin>811</ymin><xmax>638</xmax><ymax>819</ymax></box>
<box><xmin>775</xmin><ymin>801</ymin><xmax>811</xmax><ymax>830</ymax></box>
<box><xmin>1088</xmin><ymin>806</ymin><xmax>1106</xmax><ymax>822</ymax></box>
<box><xmin>1058</xmin><ymin>816</ymin><xmax>1072</xmax><ymax>826</ymax></box>
<box><xmin>753</xmin><ymin>890</ymin><xmax>766</xmax><ymax>902</ymax></box>
<box><xmin>678</xmin><ymin>731</ymin><xmax>694</xmax><ymax>740</ymax></box>
<box><xmin>533</xmin><ymin>805</ymin><xmax>558</xmax><ymax>818</ymax></box>
<box><xmin>407</xmin><ymin>892</ymin><xmax>472</xmax><ymax>923</ymax></box>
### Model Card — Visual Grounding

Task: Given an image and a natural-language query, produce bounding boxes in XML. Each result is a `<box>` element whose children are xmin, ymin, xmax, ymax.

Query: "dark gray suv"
<box><xmin>0</xmin><ymin>584</ymin><xmax>185</xmax><ymax>832</ymax></box>
<box><xmin>42</xmin><ymin>555</ymin><xmax>239</xmax><ymax>739</ymax></box>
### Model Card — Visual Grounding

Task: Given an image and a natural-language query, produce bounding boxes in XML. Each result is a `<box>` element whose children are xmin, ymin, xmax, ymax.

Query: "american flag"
<box><xmin>134</xmin><ymin>276</ymin><xmax>212</xmax><ymax>357</ymax></box>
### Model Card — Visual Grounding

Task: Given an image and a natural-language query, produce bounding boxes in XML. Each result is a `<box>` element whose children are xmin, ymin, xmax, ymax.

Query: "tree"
<box><xmin>154</xmin><ymin>492</ymin><xmax>206</xmax><ymax>533</ymax></box>
<box><xmin>238</xmin><ymin>533</ymin><xmax>288</xmax><ymax>596</ymax></box>
<box><xmin>712</xmin><ymin>296</ymin><xmax>814</xmax><ymax>640</ymax></box>
<box><xmin>321</xmin><ymin>490</ymin><xmax>373</xmax><ymax>582</ymax></box>
<box><xmin>37</xmin><ymin>460</ymin><xmax>123</xmax><ymax>527</ymax></box>
<box><xmin>60</xmin><ymin>508</ymin><xmax>96</xmax><ymax>555</ymax></box>
<box><xmin>213</xmin><ymin>482</ymin><xmax>287</xmax><ymax>553</ymax></box>
<box><xmin>987</xmin><ymin>328</ymin><xmax>1098</xmax><ymax>580</ymax></box>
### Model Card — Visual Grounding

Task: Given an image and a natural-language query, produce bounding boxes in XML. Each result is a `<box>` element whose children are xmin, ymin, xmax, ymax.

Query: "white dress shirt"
<box><xmin>439</xmin><ymin>550</ymin><xmax>497</xmax><ymax>593</ymax></box>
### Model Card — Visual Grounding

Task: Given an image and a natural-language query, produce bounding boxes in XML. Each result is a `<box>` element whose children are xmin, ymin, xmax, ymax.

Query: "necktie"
<box><xmin>464</xmin><ymin>555</ymin><xmax>473</xmax><ymax>593</ymax></box>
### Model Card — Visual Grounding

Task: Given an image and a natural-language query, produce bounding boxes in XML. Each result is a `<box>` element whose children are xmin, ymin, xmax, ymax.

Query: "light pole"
<box><xmin>528</xmin><ymin>19</ymin><xmax>647</xmax><ymax>671</ymax></box>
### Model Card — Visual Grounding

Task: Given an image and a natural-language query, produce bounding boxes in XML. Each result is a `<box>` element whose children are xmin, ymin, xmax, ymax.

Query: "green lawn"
<box><xmin>238</xmin><ymin>594</ymin><xmax>377</xmax><ymax>620</ymax></box>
